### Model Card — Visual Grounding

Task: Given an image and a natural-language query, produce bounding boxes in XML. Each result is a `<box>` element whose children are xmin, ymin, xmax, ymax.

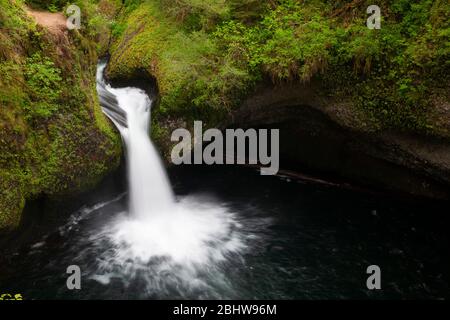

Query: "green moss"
<box><xmin>25</xmin><ymin>1</ymin><xmax>67</xmax><ymax>11</ymax></box>
<box><xmin>0</xmin><ymin>171</ymin><xmax>25</xmax><ymax>230</ymax></box>
<box><xmin>109</xmin><ymin>0</ymin><xmax>449</xmax><ymax>135</ymax></box>
<box><xmin>0</xmin><ymin>0</ymin><xmax>122</xmax><ymax>229</ymax></box>
<box><xmin>108</xmin><ymin>0</ymin><xmax>255</xmax><ymax>128</ymax></box>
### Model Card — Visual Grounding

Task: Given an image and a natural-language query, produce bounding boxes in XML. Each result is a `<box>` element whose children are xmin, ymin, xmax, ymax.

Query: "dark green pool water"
<box><xmin>1</xmin><ymin>165</ymin><xmax>449</xmax><ymax>299</ymax></box>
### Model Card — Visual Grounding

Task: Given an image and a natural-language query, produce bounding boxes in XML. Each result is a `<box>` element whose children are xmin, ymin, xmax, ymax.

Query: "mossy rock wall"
<box><xmin>0</xmin><ymin>0</ymin><xmax>123</xmax><ymax>229</ymax></box>
<box><xmin>106</xmin><ymin>0</ymin><xmax>450</xmax><ymax>198</ymax></box>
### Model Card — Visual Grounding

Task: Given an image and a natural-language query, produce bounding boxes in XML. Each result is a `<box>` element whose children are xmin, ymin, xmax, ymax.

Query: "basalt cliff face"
<box><xmin>230</xmin><ymin>82</ymin><xmax>450</xmax><ymax>199</ymax></box>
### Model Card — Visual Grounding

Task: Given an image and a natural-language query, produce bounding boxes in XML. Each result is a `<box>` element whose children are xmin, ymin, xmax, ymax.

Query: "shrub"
<box><xmin>23</xmin><ymin>53</ymin><xmax>62</xmax><ymax>118</ymax></box>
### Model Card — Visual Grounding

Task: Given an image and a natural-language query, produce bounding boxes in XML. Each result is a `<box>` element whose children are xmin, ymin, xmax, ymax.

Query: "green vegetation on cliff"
<box><xmin>0</xmin><ymin>0</ymin><xmax>122</xmax><ymax>229</ymax></box>
<box><xmin>1</xmin><ymin>0</ymin><xmax>449</xmax><ymax>228</ymax></box>
<box><xmin>108</xmin><ymin>0</ymin><xmax>449</xmax><ymax>138</ymax></box>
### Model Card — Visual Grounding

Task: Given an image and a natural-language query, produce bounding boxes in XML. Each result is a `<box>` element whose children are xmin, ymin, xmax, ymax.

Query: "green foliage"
<box><xmin>110</xmin><ymin>0</ymin><xmax>449</xmax><ymax>133</ymax></box>
<box><xmin>158</xmin><ymin>0</ymin><xmax>230</xmax><ymax>31</ymax></box>
<box><xmin>108</xmin><ymin>1</ymin><xmax>256</xmax><ymax>125</ymax></box>
<box><xmin>23</xmin><ymin>53</ymin><xmax>62</xmax><ymax>118</ymax></box>
<box><xmin>0</xmin><ymin>0</ymin><xmax>122</xmax><ymax>229</ymax></box>
<box><xmin>0</xmin><ymin>170</ymin><xmax>25</xmax><ymax>229</ymax></box>
<box><xmin>68</xmin><ymin>0</ymin><xmax>122</xmax><ymax>53</ymax></box>
<box><xmin>111</xmin><ymin>21</ymin><xmax>126</xmax><ymax>37</ymax></box>
<box><xmin>123</xmin><ymin>0</ymin><xmax>145</xmax><ymax>12</ymax></box>
<box><xmin>26</xmin><ymin>0</ymin><xmax>68</xmax><ymax>11</ymax></box>
<box><xmin>214</xmin><ymin>1</ymin><xmax>337</xmax><ymax>82</ymax></box>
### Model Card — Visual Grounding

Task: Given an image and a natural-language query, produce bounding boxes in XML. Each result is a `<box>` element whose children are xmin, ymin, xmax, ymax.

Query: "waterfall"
<box><xmin>92</xmin><ymin>62</ymin><xmax>246</xmax><ymax>297</ymax></box>
<box><xmin>96</xmin><ymin>62</ymin><xmax>173</xmax><ymax>219</ymax></box>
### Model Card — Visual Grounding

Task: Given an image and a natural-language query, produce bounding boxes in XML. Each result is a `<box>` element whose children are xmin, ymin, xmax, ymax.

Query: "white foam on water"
<box><xmin>94</xmin><ymin>63</ymin><xmax>247</xmax><ymax>295</ymax></box>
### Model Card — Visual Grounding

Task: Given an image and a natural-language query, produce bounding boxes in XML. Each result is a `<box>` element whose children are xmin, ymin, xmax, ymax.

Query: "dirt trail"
<box><xmin>25</xmin><ymin>8</ymin><xmax>67</xmax><ymax>35</ymax></box>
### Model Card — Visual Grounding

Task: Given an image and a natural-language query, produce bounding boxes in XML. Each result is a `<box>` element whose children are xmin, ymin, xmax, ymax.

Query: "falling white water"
<box><xmin>94</xmin><ymin>62</ymin><xmax>249</xmax><ymax>296</ymax></box>
<box><xmin>96</xmin><ymin>63</ymin><xmax>173</xmax><ymax>219</ymax></box>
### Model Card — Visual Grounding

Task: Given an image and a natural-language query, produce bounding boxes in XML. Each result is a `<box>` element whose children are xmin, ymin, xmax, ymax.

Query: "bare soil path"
<box><xmin>25</xmin><ymin>7</ymin><xmax>67</xmax><ymax>35</ymax></box>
